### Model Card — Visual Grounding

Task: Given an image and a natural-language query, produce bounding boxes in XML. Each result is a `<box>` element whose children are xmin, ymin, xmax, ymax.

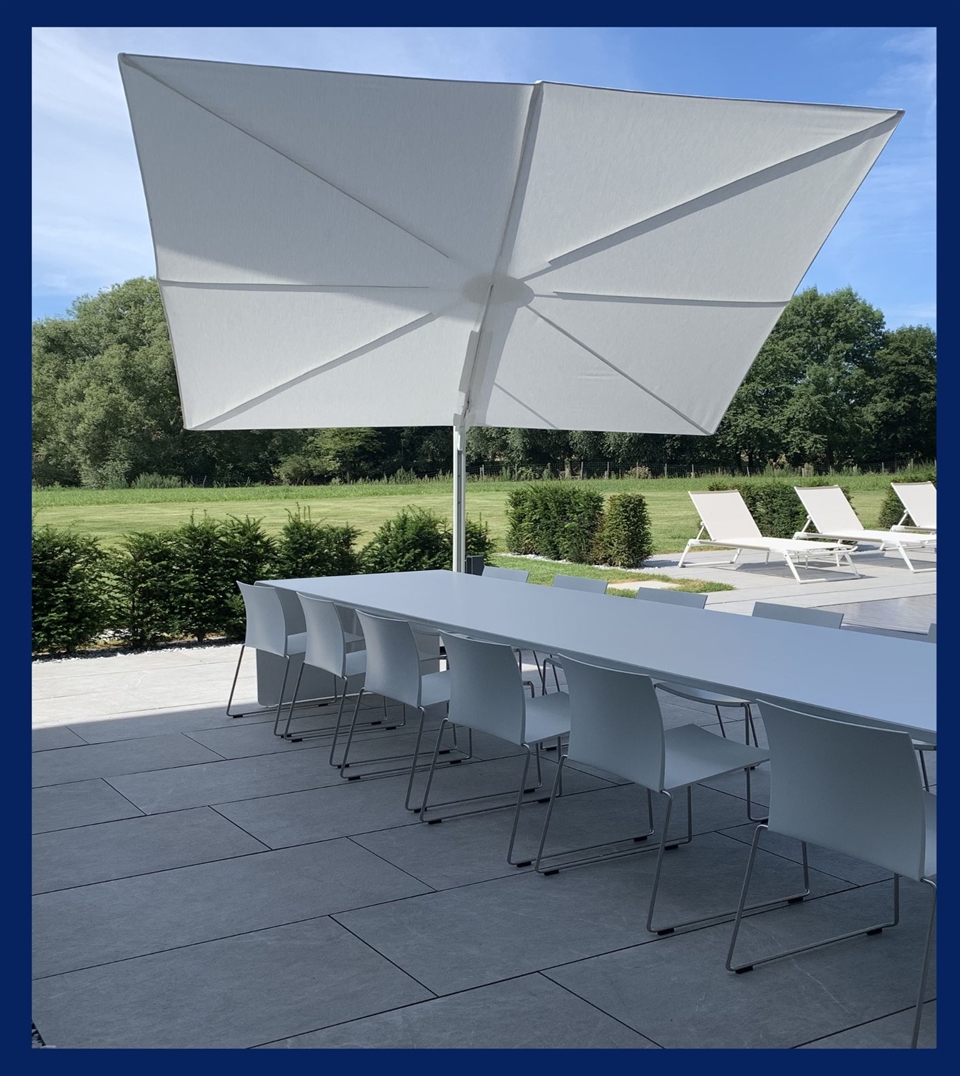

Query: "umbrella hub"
<box><xmin>462</xmin><ymin>273</ymin><xmax>533</xmax><ymax>309</ymax></box>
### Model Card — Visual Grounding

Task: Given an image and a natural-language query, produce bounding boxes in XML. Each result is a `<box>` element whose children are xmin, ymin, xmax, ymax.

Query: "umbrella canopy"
<box><xmin>119</xmin><ymin>54</ymin><xmax>901</xmax><ymax>565</ymax></box>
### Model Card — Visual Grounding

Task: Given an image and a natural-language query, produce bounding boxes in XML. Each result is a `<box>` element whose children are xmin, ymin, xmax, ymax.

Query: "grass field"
<box><xmin>32</xmin><ymin>475</ymin><xmax>891</xmax><ymax>554</ymax></box>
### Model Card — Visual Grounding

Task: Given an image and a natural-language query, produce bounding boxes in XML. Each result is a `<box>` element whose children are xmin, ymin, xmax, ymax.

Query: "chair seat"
<box><xmin>656</xmin><ymin>681</ymin><xmax>750</xmax><ymax>707</ymax></box>
<box><xmin>286</xmin><ymin>632</ymin><xmax>307</xmax><ymax>656</ymax></box>
<box><xmin>420</xmin><ymin>670</ymin><xmax>452</xmax><ymax>709</ymax></box>
<box><xmin>662</xmin><ymin>724</ymin><xmax>769</xmax><ymax>790</ymax></box>
<box><xmin>343</xmin><ymin>650</ymin><xmax>366</xmax><ymax>678</ymax></box>
<box><xmin>523</xmin><ymin>691</ymin><xmax>571</xmax><ymax>744</ymax></box>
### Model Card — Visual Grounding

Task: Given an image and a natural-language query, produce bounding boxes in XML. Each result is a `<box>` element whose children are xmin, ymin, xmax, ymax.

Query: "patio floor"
<box><xmin>31</xmin><ymin>550</ymin><xmax>936</xmax><ymax>1049</ymax></box>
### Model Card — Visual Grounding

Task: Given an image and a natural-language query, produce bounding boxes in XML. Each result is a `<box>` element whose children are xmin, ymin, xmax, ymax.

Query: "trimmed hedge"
<box><xmin>32</xmin><ymin>506</ymin><xmax>495</xmax><ymax>654</ymax></box>
<box><xmin>506</xmin><ymin>485</ymin><xmax>605</xmax><ymax>562</ymax></box>
<box><xmin>595</xmin><ymin>494</ymin><xmax>653</xmax><ymax>568</ymax></box>
<box><xmin>32</xmin><ymin>525</ymin><xmax>114</xmax><ymax>654</ymax></box>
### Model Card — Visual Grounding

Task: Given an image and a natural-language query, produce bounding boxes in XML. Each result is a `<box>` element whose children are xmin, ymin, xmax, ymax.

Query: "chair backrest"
<box><xmin>272</xmin><ymin>585</ymin><xmax>307</xmax><ymax>634</ymax></box>
<box><xmin>633</xmin><ymin>588</ymin><xmax>707</xmax><ymax>609</ymax></box>
<box><xmin>482</xmin><ymin>566</ymin><xmax>530</xmax><ymax>583</ymax></box>
<box><xmin>688</xmin><ymin>490</ymin><xmax>762</xmax><ymax>541</ymax></box>
<box><xmin>297</xmin><ymin>594</ymin><xmax>350</xmax><ymax>677</ymax></box>
<box><xmin>552</xmin><ymin>574</ymin><xmax>607</xmax><ymax>594</ymax></box>
<box><xmin>440</xmin><ymin>633</ymin><xmax>526</xmax><ymax>743</ymax></box>
<box><xmin>891</xmin><ymin>481</ymin><xmax>936</xmax><ymax>530</ymax></box>
<box><xmin>236</xmin><ymin>582</ymin><xmax>290</xmax><ymax>656</ymax></box>
<box><xmin>355</xmin><ymin>610</ymin><xmax>424</xmax><ymax>708</ymax></box>
<box><xmin>560</xmin><ymin>656</ymin><xmax>666</xmax><ymax>790</ymax></box>
<box><xmin>752</xmin><ymin>601</ymin><xmax>843</xmax><ymax>629</ymax></box>
<box><xmin>758</xmin><ymin>702</ymin><xmax>929</xmax><ymax>881</ymax></box>
<box><xmin>926</xmin><ymin>622</ymin><xmax>936</xmax><ymax>643</ymax></box>
<box><xmin>793</xmin><ymin>485</ymin><xmax>864</xmax><ymax>534</ymax></box>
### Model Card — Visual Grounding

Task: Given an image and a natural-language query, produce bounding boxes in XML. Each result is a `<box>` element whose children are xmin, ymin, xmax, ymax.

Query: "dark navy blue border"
<box><xmin>15</xmin><ymin>4</ymin><xmax>951</xmax><ymax>1072</ymax></box>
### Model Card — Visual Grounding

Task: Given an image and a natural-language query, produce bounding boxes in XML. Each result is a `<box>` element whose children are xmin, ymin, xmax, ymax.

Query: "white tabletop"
<box><xmin>260</xmin><ymin>570</ymin><xmax>935</xmax><ymax>738</ymax></box>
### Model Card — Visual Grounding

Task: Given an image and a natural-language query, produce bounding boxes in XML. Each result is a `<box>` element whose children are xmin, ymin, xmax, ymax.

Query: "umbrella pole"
<box><xmin>452</xmin><ymin>424</ymin><xmax>468</xmax><ymax>572</ymax></box>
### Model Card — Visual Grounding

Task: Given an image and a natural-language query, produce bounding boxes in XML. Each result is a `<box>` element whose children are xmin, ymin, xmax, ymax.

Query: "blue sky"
<box><xmin>31</xmin><ymin>25</ymin><xmax>936</xmax><ymax>329</ymax></box>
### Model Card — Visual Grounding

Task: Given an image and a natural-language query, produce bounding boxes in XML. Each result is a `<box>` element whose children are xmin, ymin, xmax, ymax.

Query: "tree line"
<box><xmin>32</xmin><ymin>277</ymin><xmax>936</xmax><ymax>488</ymax></box>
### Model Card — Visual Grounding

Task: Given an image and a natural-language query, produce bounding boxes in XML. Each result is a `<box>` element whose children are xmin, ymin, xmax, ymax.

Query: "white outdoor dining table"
<box><xmin>258</xmin><ymin>570</ymin><xmax>935</xmax><ymax>741</ymax></box>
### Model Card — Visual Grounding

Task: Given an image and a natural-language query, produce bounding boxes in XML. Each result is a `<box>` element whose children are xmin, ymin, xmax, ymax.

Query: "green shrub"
<box><xmin>174</xmin><ymin>516</ymin><xmax>237</xmax><ymax>644</ymax></box>
<box><xmin>464</xmin><ymin>517</ymin><xmax>496</xmax><ymax>562</ymax></box>
<box><xmin>219</xmin><ymin>516</ymin><xmax>278</xmax><ymax>638</ymax></box>
<box><xmin>274</xmin><ymin>506</ymin><xmax>360</xmax><ymax>580</ymax></box>
<box><xmin>112</xmin><ymin>530</ymin><xmax>184</xmax><ymax>647</ymax></box>
<box><xmin>32</xmin><ymin>526</ymin><xmax>113</xmax><ymax>654</ymax></box>
<box><xmin>595</xmin><ymin>494</ymin><xmax>653</xmax><ymax>568</ymax></box>
<box><xmin>506</xmin><ymin>485</ymin><xmax>605</xmax><ymax>561</ymax></box>
<box><xmin>359</xmin><ymin>507</ymin><xmax>494</xmax><ymax>573</ymax></box>
<box><xmin>876</xmin><ymin>471</ymin><xmax>936</xmax><ymax>529</ymax></box>
<box><xmin>130</xmin><ymin>473</ymin><xmax>183</xmax><ymax>489</ymax></box>
<box><xmin>362</xmin><ymin>507</ymin><xmax>451</xmax><ymax>573</ymax></box>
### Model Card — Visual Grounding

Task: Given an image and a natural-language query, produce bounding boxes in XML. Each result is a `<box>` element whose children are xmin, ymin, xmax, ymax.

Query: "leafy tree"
<box><xmin>862</xmin><ymin>326</ymin><xmax>937</xmax><ymax>464</ymax></box>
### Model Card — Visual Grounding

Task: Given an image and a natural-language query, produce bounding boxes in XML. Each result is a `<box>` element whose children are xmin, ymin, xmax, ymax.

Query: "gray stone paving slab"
<box><xmin>799</xmin><ymin>1003</ymin><xmax>936</xmax><ymax>1049</ymax></box>
<box><xmin>103</xmin><ymin>745</ymin><xmax>349</xmax><ymax>813</ymax></box>
<box><xmin>334</xmin><ymin>834</ymin><xmax>849</xmax><ymax>995</ymax></box>
<box><xmin>31</xmin><ymin>734</ymin><xmax>225</xmax><ymax>788</ymax></box>
<box><xmin>31</xmin><ymin>725</ymin><xmax>88</xmax><ymax>751</ymax></box>
<box><xmin>260</xmin><ymin>973</ymin><xmax>655</xmax><ymax>1049</ymax></box>
<box><xmin>32</xmin><ymin>779</ymin><xmax>144</xmax><ymax>834</ymax></box>
<box><xmin>720</xmin><ymin>823</ymin><xmax>893</xmax><ymax>886</ymax></box>
<box><xmin>352</xmin><ymin>782</ymin><xmax>761</xmax><ymax>892</ymax></box>
<box><xmin>544</xmin><ymin>878</ymin><xmax>936</xmax><ymax>1049</ymax></box>
<box><xmin>212</xmin><ymin>772</ymin><xmax>422</xmax><ymax>849</ymax></box>
<box><xmin>32</xmin><ymin>916</ymin><xmax>433</xmax><ymax>1049</ymax></box>
<box><xmin>32</xmin><ymin>806</ymin><xmax>268</xmax><ymax>893</ymax></box>
<box><xmin>59</xmin><ymin>704</ymin><xmax>275</xmax><ymax>744</ymax></box>
<box><xmin>33</xmin><ymin>837</ymin><xmax>432</xmax><ymax>978</ymax></box>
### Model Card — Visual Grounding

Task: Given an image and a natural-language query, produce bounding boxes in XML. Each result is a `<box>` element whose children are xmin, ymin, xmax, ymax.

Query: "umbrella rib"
<box><xmin>537</xmin><ymin>292</ymin><xmax>787</xmax><ymax>309</ymax></box>
<box><xmin>489</xmin><ymin>384</ymin><xmax>559</xmax><ymax>429</ymax></box>
<box><xmin>458</xmin><ymin>82</ymin><xmax>545</xmax><ymax>423</ymax></box>
<box><xmin>122</xmin><ymin>56</ymin><xmax>451</xmax><ymax>261</ymax></box>
<box><xmin>160</xmin><ymin>281</ymin><xmax>434</xmax><ymax>293</ymax></box>
<box><xmin>191</xmin><ymin>311</ymin><xmax>443</xmax><ymax>430</ymax></box>
<box><xmin>521</xmin><ymin>113</ymin><xmax>900</xmax><ymax>284</ymax></box>
<box><xmin>527</xmin><ymin>305</ymin><xmax>711</xmax><ymax>434</ymax></box>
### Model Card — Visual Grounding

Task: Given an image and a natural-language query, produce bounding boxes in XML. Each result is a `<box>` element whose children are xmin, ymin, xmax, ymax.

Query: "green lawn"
<box><xmin>32</xmin><ymin>475</ymin><xmax>891</xmax><ymax>553</ymax></box>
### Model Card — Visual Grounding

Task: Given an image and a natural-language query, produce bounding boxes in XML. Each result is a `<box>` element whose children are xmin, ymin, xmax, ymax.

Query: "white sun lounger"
<box><xmin>793</xmin><ymin>485</ymin><xmax>936</xmax><ymax>574</ymax></box>
<box><xmin>890</xmin><ymin>481</ymin><xmax>937</xmax><ymax>534</ymax></box>
<box><xmin>678</xmin><ymin>490</ymin><xmax>859</xmax><ymax>584</ymax></box>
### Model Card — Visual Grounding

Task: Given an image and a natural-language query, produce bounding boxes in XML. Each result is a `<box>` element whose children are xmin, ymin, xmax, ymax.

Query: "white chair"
<box><xmin>227</xmin><ymin>582</ymin><xmax>306</xmax><ymax>734</ymax></box>
<box><xmin>482</xmin><ymin>563</ymin><xmax>539</xmax><ymax>689</ymax></box>
<box><xmin>794</xmin><ymin>485</ymin><xmax>936</xmax><ymax>573</ymax></box>
<box><xmin>535</xmin><ymin>575</ymin><xmax>609</xmax><ymax>692</ymax></box>
<box><xmin>679</xmin><ymin>489</ymin><xmax>859</xmax><ymax>583</ymax></box>
<box><xmin>551</xmin><ymin>574</ymin><xmax>608</xmax><ymax>594</ymax></box>
<box><xmin>281</xmin><ymin>595</ymin><xmax>391</xmax><ymax>752</ymax></box>
<box><xmin>891</xmin><ymin>481</ymin><xmax>936</xmax><ymax>534</ymax></box>
<box><xmin>751</xmin><ymin>601</ymin><xmax>844</xmax><ymax>628</ymax></box>
<box><xmin>637</xmin><ymin>588</ymin><xmax>756</xmax><ymax>745</ymax></box>
<box><xmin>926</xmin><ymin>622</ymin><xmax>936</xmax><ymax>643</ymax></box>
<box><xmin>633</xmin><ymin>587</ymin><xmax>707</xmax><ymax>608</ymax></box>
<box><xmin>535</xmin><ymin>657</ymin><xmax>770</xmax><ymax>935</ymax></box>
<box><xmin>656</xmin><ymin>599</ymin><xmax>842</xmax><ymax>749</ymax></box>
<box><xmin>419</xmin><ymin>632</ymin><xmax>570</xmax><ymax>865</ymax></box>
<box><xmin>726</xmin><ymin>702</ymin><xmax>936</xmax><ymax>1049</ymax></box>
<box><xmin>335</xmin><ymin>610</ymin><xmax>460</xmax><ymax>810</ymax></box>
<box><xmin>482</xmin><ymin>565</ymin><xmax>530</xmax><ymax>583</ymax></box>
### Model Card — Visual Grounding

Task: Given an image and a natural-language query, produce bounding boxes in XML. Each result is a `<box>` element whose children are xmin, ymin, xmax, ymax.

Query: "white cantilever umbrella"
<box><xmin>119</xmin><ymin>54</ymin><xmax>901</xmax><ymax>568</ymax></box>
